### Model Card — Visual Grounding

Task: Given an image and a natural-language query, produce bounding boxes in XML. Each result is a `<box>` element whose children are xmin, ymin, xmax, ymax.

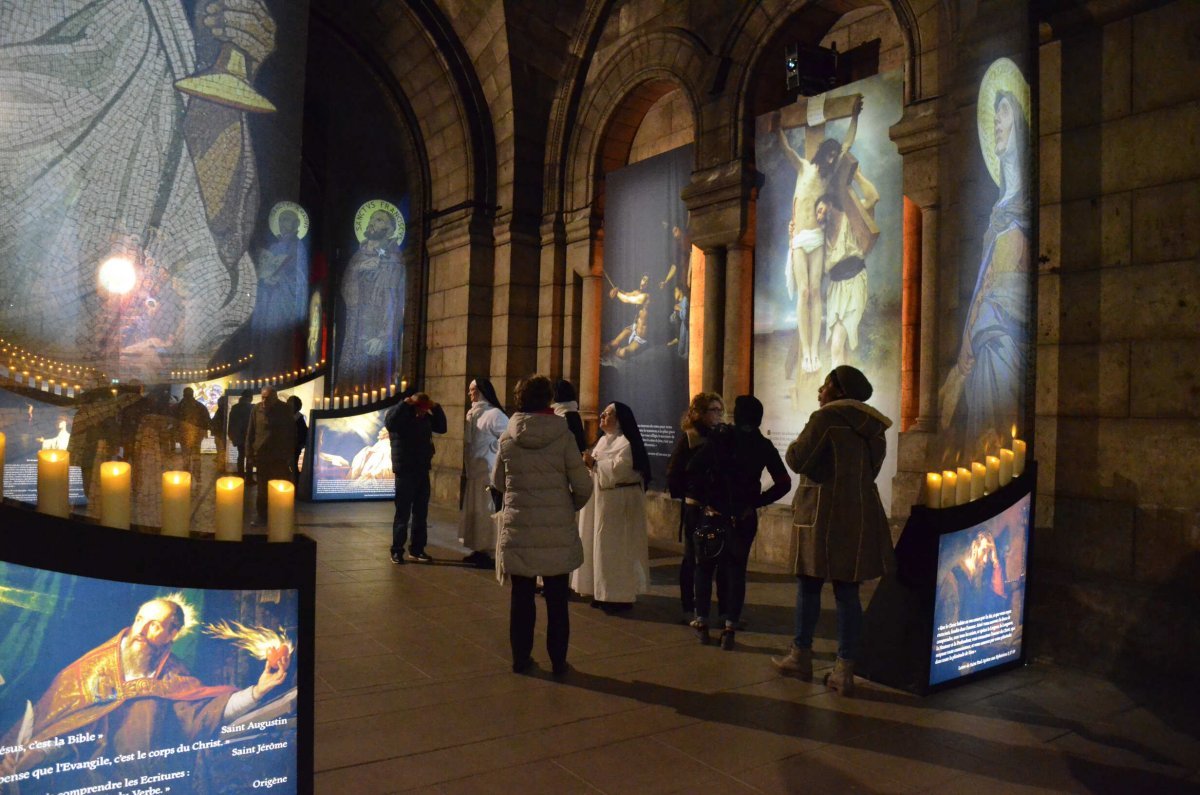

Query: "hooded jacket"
<box><xmin>786</xmin><ymin>398</ymin><xmax>895</xmax><ymax>582</ymax></box>
<box><xmin>492</xmin><ymin>412</ymin><xmax>593</xmax><ymax>578</ymax></box>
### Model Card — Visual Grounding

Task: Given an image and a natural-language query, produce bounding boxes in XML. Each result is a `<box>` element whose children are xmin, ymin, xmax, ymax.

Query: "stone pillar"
<box><xmin>914</xmin><ymin>204</ymin><xmax>939</xmax><ymax>431</ymax></box>
<box><xmin>565</xmin><ymin>215</ymin><xmax>601</xmax><ymax>424</ymax></box>
<box><xmin>722</xmin><ymin>244</ymin><xmax>753</xmax><ymax>406</ymax></box>
<box><xmin>537</xmin><ymin>215</ymin><xmax>567</xmax><ymax>377</ymax></box>
<box><xmin>701</xmin><ymin>246</ymin><xmax>726</xmax><ymax>394</ymax></box>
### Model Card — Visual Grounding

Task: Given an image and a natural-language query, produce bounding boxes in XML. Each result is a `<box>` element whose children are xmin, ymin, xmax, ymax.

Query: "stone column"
<box><xmin>913</xmin><ymin>204</ymin><xmax>939</xmax><ymax>431</ymax></box>
<box><xmin>565</xmin><ymin>215</ymin><xmax>601</xmax><ymax>424</ymax></box>
<box><xmin>722</xmin><ymin>243</ymin><xmax>753</xmax><ymax>406</ymax></box>
<box><xmin>537</xmin><ymin>215</ymin><xmax>567</xmax><ymax>377</ymax></box>
<box><xmin>701</xmin><ymin>246</ymin><xmax>726</xmax><ymax>394</ymax></box>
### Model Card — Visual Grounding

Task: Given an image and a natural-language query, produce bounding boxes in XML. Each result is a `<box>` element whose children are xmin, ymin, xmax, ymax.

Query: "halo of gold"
<box><xmin>353</xmin><ymin>199</ymin><xmax>406</xmax><ymax>245</ymax></box>
<box><xmin>977</xmin><ymin>57</ymin><xmax>1031</xmax><ymax>187</ymax></box>
<box><xmin>268</xmin><ymin>201</ymin><xmax>310</xmax><ymax>240</ymax></box>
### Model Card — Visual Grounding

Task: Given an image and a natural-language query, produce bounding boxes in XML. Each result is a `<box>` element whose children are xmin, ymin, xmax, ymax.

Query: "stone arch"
<box><xmin>561</xmin><ymin>27</ymin><xmax>710</xmax><ymax>221</ymax></box>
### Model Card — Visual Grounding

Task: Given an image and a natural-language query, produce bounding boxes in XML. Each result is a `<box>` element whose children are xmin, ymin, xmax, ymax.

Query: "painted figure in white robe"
<box><xmin>572</xmin><ymin>402</ymin><xmax>652</xmax><ymax>612</ymax></box>
<box><xmin>459</xmin><ymin>378</ymin><xmax>508</xmax><ymax>568</ymax></box>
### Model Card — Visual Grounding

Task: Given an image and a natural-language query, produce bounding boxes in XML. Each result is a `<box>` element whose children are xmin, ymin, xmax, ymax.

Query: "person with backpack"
<box><xmin>686</xmin><ymin>395</ymin><xmax>791</xmax><ymax>648</ymax></box>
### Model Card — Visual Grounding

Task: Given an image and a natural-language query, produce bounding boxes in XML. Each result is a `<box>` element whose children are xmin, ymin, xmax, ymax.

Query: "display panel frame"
<box><xmin>305</xmin><ymin>398</ymin><xmax>402</xmax><ymax>502</ymax></box>
<box><xmin>0</xmin><ymin>501</ymin><xmax>316</xmax><ymax>794</ymax></box>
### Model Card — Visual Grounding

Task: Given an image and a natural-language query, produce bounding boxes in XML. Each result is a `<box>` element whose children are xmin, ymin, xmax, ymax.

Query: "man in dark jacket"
<box><xmin>174</xmin><ymin>387</ymin><xmax>211</xmax><ymax>470</ymax></box>
<box><xmin>228</xmin><ymin>390</ymin><xmax>254</xmax><ymax>482</ymax></box>
<box><xmin>686</xmin><ymin>395</ymin><xmax>791</xmax><ymax>648</ymax></box>
<box><xmin>384</xmin><ymin>391</ymin><xmax>447</xmax><ymax>563</ymax></box>
<box><xmin>245</xmin><ymin>387</ymin><xmax>297</xmax><ymax>526</ymax></box>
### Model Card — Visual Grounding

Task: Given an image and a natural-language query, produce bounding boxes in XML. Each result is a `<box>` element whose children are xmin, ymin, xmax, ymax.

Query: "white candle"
<box><xmin>215</xmin><ymin>476</ymin><xmax>244</xmax><ymax>541</ymax></box>
<box><xmin>400</xmin><ymin>379</ymin><xmax>407</xmax><ymax>392</ymax></box>
<box><xmin>924</xmin><ymin>472</ymin><xmax>942</xmax><ymax>509</ymax></box>
<box><xmin>99</xmin><ymin>461</ymin><xmax>131</xmax><ymax>529</ymax></box>
<box><xmin>370</xmin><ymin>389</ymin><xmax>378</xmax><ymax>404</ymax></box>
<box><xmin>971</xmin><ymin>462</ymin><xmax>986</xmax><ymax>500</ymax></box>
<box><xmin>351</xmin><ymin>393</ymin><xmax>359</xmax><ymax>408</ymax></box>
<box><xmin>0</xmin><ymin>430</ymin><xmax>5</xmax><ymax>500</ymax></box>
<box><xmin>37</xmin><ymin>450</ymin><xmax>70</xmax><ymax>518</ymax></box>
<box><xmin>161</xmin><ymin>471</ymin><xmax>191</xmax><ymax>537</ymax></box>
<box><xmin>955</xmin><ymin>467</ymin><xmax>971</xmax><ymax>505</ymax></box>
<box><xmin>940</xmin><ymin>470</ymin><xmax>957</xmax><ymax>508</ymax></box>
<box><xmin>1013</xmin><ymin>438</ymin><xmax>1027</xmax><ymax>476</ymax></box>
<box><xmin>999</xmin><ymin>448</ymin><xmax>1014</xmax><ymax>486</ymax></box>
<box><xmin>360</xmin><ymin>392</ymin><xmax>367</xmax><ymax>407</ymax></box>
<box><xmin>389</xmin><ymin>384</ymin><xmax>396</xmax><ymax>397</ymax></box>
<box><xmin>267</xmin><ymin>480</ymin><xmax>295</xmax><ymax>542</ymax></box>
<box><xmin>985</xmin><ymin>456</ymin><xmax>1000</xmax><ymax>494</ymax></box>
<box><xmin>322</xmin><ymin>397</ymin><xmax>330</xmax><ymax>410</ymax></box>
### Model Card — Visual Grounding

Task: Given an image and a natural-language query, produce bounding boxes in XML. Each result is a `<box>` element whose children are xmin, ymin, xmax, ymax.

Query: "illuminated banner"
<box><xmin>598</xmin><ymin>146</ymin><xmax>693</xmax><ymax>486</ymax></box>
<box><xmin>310</xmin><ymin>407</ymin><xmax>393</xmax><ymax>501</ymax></box>
<box><xmin>334</xmin><ymin>201</ymin><xmax>409</xmax><ymax>394</ymax></box>
<box><xmin>753</xmin><ymin>72</ymin><xmax>904</xmax><ymax>507</ymax></box>
<box><xmin>938</xmin><ymin>58</ymin><xmax>1033</xmax><ymax>462</ymax></box>
<box><xmin>0</xmin><ymin>566</ymin><xmax>300</xmax><ymax>793</ymax></box>
<box><xmin>930</xmin><ymin>492</ymin><xmax>1030</xmax><ymax>686</ymax></box>
<box><xmin>0</xmin><ymin>1</ymin><xmax>311</xmax><ymax>380</ymax></box>
<box><xmin>0</xmin><ymin>389</ymin><xmax>85</xmax><ymax>506</ymax></box>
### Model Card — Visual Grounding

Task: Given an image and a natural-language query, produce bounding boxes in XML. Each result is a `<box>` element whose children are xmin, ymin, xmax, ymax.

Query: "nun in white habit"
<box><xmin>459</xmin><ymin>378</ymin><xmax>509</xmax><ymax>567</ymax></box>
<box><xmin>572</xmin><ymin>402</ymin><xmax>652</xmax><ymax>612</ymax></box>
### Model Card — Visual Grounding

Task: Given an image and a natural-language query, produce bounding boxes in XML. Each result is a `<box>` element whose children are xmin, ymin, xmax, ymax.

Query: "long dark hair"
<box><xmin>553</xmin><ymin>379</ymin><xmax>577</xmax><ymax>404</ymax></box>
<box><xmin>611</xmin><ymin>402</ymin><xmax>652</xmax><ymax>489</ymax></box>
<box><xmin>472</xmin><ymin>377</ymin><xmax>504</xmax><ymax>414</ymax></box>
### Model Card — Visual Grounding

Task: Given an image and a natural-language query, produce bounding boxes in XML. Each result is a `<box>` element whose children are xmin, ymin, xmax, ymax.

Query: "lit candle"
<box><xmin>400</xmin><ymin>378</ymin><xmax>408</xmax><ymax>392</ymax></box>
<box><xmin>955</xmin><ymin>467</ymin><xmax>971</xmax><ymax>505</ymax></box>
<box><xmin>322</xmin><ymin>397</ymin><xmax>330</xmax><ymax>410</ymax></box>
<box><xmin>161</xmin><ymin>471</ymin><xmax>192</xmax><ymax>537</ymax></box>
<box><xmin>267</xmin><ymin>480</ymin><xmax>295</xmax><ymax>542</ymax></box>
<box><xmin>924</xmin><ymin>472</ymin><xmax>942</xmax><ymax>509</ymax></box>
<box><xmin>1013</xmin><ymin>438</ymin><xmax>1027</xmax><ymax>477</ymax></box>
<box><xmin>99</xmin><ymin>461</ymin><xmax>131</xmax><ymax>529</ymax></box>
<box><xmin>941</xmin><ymin>470</ymin><xmax>957</xmax><ymax>508</ymax></box>
<box><xmin>0</xmin><ymin>431</ymin><xmax>6</xmax><ymax>500</ymax></box>
<box><xmin>361</xmin><ymin>392</ymin><xmax>367</xmax><ymax>407</ymax></box>
<box><xmin>37</xmin><ymin>450</ymin><xmax>70</xmax><ymax>518</ymax></box>
<box><xmin>215</xmin><ymin>476</ymin><xmax>244</xmax><ymax>541</ymax></box>
<box><xmin>389</xmin><ymin>384</ymin><xmax>396</xmax><ymax>398</ymax></box>
<box><xmin>351</xmin><ymin>393</ymin><xmax>359</xmax><ymax>408</ymax></box>
<box><xmin>985</xmin><ymin>456</ymin><xmax>1000</xmax><ymax>494</ymax></box>
<box><xmin>971</xmin><ymin>462</ymin><xmax>985</xmax><ymax>500</ymax></box>
<box><xmin>999</xmin><ymin>448</ymin><xmax>1014</xmax><ymax>486</ymax></box>
<box><xmin>370</xmin><ymin>389</ymin><xmax>378</xmax><ymax>404</ymax></box>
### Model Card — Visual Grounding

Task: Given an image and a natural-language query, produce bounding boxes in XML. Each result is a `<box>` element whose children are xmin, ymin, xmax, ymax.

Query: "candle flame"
<box><xmin>203</xmin><ymin>620</ymin><xmax>295</xmax><ymax>661</ymax></box>
<box><xmin>173</xmin><ymin>474</ymin><xmax>181</xmax><ymax>484</ymax></box>
<box><xmin>271</xmin><ymin>481</ymin><xmax>293</xmax><ymax>493</ymax></box>
<box><xmin>1012</xmin><ymin>424</ymin><xmax>1018</xmax><ymax>440</ymax></box>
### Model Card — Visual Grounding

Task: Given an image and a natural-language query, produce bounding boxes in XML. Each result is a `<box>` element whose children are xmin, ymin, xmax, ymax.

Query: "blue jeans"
<box><xmin>794</xmin><ymin>576</ymin><xmax>862</xmax><ymax>661</ymax></box>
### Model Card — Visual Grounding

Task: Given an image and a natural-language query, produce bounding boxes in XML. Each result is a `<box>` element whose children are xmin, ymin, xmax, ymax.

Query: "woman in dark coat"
<box><xmin>773</xmin><ymin>365</ymin><xmax>894</xmax><ymax>695</ymax></box>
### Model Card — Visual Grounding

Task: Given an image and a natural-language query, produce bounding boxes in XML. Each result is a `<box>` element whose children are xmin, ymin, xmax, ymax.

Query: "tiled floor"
<box><xmin>302</xmin><ymin>502</ymin><xmax>1200</xmax><ymax>794</ymax></box>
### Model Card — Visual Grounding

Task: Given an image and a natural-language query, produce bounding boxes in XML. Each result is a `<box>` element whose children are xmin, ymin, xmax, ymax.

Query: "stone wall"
<box><xmin>1034</xmin><ymin>0</ymin><xmax>1200</xmax><ymax>678</ymax></box>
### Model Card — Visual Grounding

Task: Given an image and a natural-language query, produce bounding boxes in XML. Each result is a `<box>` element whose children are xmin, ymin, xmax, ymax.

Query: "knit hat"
<box><xmin>831</xmin><ymin>365</ymin><xmax>873</xmax><ymax>401</ymax></box>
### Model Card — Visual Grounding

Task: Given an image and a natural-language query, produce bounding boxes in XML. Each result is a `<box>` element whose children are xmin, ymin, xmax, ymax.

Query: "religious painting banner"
<box><xmin>0</xmin><ymin>1</ymin><xmax>311</xmax><ymax>381</ymax></box>
<box><xmin>333</xmin><ymin>199</ymin><xmax>409</xmax><ymax>397</ymax></box>
<box><xmin>310</xmin><ymin>406</ymin><xmax>393</xmax><ymax>500</ymax></box>
<box><xmin>753</xmin><ymin>71</ymin><xmax>904</xmax><ymax>508</ymax></box>
<box><xmin>938</xmin><ymin>57</ymin><xmax>1033</xmax><ymax>465</ymax></box>
<box><xmin>0</xmin><ymin>565</ymin><xmax>299</xmax><ymax>793</ymax></box>
<box><xmin>598</xmin><ymin>146</ymin><xmax>694</xmax><ymax>487</ymax></box>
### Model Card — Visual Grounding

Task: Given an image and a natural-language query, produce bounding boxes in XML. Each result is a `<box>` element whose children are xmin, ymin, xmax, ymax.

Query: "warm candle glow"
<box><xmin>985</xmin><ymin>456</ymin><xmax>1000</xmax><ymax>494</ymax></box>
<box><xmin>999</xmin><ymin>448</ymin><xmax>1014</xmax><ymax>486</ymax></box>
<box><xmin>970</xmin><ymin>462</ymin><xmax>986</xmax><ymax>501</ymax></box>
<box><xmin>161</xmin><ymin>471</ymin><xmax>192</xmax><ymax>537</ymax></box>
<box><xmin>267</xmin><ymin>479</ymin><xmax>295</xmax><ymax>542</ymax></box>
<box><xmin>1013</xmin><ymin>434</ymin><xmax>1027</xmax><ymax>477</ymax></box>
<box><xmin>100</xmin><ymin>461</ymin><xmax>131</xmax><ymax>530</ymax></box>
<box><xmin>941</xmin><ymin>470</ymin><xmax>957</xmax><ymax>508</ymax></box>
<box><xmin>215</xmin><ymin>476</ymin><xmax>244</xmax><ymax>541</ymax></box>
<box><xmin>37</xmin><ymin>450</ymin><xmax>70</xmax><ymax>518</ymax></box>
<box><xmin>955</xmin><ymin>467</ymin><xmax>971</xmax><ymax>505</ymax></box>
<box><xmin>925</xmin><ymin>472</ymin><xmax>942</xmax><ymax>509</ymax></box>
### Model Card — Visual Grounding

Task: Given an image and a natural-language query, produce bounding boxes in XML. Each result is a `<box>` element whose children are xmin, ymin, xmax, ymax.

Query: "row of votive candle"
<box><xmin>924</xmin><ymin>439</ymin><xmax>1026</xmax><ymax>509</ymax></box>
<box><xmin>29</xmin><ymin>450</ymin><xmax>294</xmax><ymax>542</ymax></box>
<box><xmin>321</xmin><ymin>383</ymin><xmax>402</xmax><ymax>410</ymax></box>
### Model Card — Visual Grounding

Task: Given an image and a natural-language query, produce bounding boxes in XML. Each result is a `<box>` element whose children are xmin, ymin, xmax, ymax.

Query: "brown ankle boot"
<box><xmin>771</xmin><ymin>644</ymin><xmax>813</xmax><ymax>680</ymax></box>
<box><xmin>824</xmin><ymin>657</ymin><xmax>855</xmax><ymax>695</ymax></box>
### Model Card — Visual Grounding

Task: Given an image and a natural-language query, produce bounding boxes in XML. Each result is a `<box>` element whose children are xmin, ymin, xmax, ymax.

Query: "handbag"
<box><xmin>693</xmin><ymin>510</ymin><xmax>733</xmax><ymax>563</ymax></box>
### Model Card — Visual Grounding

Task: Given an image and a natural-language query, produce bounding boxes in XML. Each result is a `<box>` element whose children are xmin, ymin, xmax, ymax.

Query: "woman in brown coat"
<box><xmin>773</xmin><ymin>365</ymin><xmax>894</xmax><ymax>694</ymax></box>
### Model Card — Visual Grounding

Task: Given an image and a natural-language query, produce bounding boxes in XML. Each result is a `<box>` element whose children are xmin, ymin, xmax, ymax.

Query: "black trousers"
<box><xmin>391</xmin><ymin>468</ymin><xmax>431</xmax><ymax>554</ymax></box>
<box><xmin>694</xmin><ymin>513</ymin><xmax>757</xmax><ymax>625</ymax></box>
<box><xmin>254</xmin><ymin>459</ymin><xmax>291</xmax><ymax>522</ymax></box>
<box><xmin>680</xmin><ymin>503</ymin><xmax>726</xmax><ymax>616</ymax></box>
<box><xmin>510</xmin><ymin>573</ymin><xmax>570</xmax><ymax>668</ymax></box>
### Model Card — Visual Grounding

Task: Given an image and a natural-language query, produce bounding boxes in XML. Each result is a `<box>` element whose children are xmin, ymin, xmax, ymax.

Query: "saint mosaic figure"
<box><xmin>339</xmin><ymin>201</ymin><xmax>406</xmax><ymax>389</ymax></box>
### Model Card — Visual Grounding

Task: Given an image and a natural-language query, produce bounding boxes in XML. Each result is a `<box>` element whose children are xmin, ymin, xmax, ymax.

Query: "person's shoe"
<box><xmin>589</xmin><ymin>599</ymin><xmax>602</xmax><ymax>609</ymax></box>
<box><xmin>390</xmin><ymin>551</ymin><xmax>405</xmax><ymax>565</ymax></box>
<box><xmin>551</xmin><ymin>661</ymin><xmax>570</xmax><ymax>678</ymax></box>
<box><xmin>824</xmin><ymin>657</ymin><xmax>855</xmax><ymax>696</ymax></box>
<box><xmin>407</xmin><ymin>550</ymin><xmax>433</xmax><ymax>563</ymax></box>
<box><xmin>720</xmin><ymin>628</ymin><xmax>735</xmax><ymax>651</ymax></box>
<box><xmin>772</xmin><ymin>644</ymin><xmax>813</xmax><ymax>680</ymax></box>
<box><xmin>512</xmin><ymin>657</ymin><xmax>534</xmax><ymax>674</ymax></box>
<box><xmin>473</xmin><ymin>554</ymin><xmax>496</xmax><ymax>570</ymax></box>
<box><xmin>689</xmin><ymin>618</ymin><xmax>711</xmax><ymax>645</ymax></box>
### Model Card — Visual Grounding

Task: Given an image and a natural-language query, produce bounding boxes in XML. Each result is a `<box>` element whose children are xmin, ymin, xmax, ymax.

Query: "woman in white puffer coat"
<box><xmin>492</xmin><ymin>375</ymin><xmax>593</xmax><ymax>677</ymax></box>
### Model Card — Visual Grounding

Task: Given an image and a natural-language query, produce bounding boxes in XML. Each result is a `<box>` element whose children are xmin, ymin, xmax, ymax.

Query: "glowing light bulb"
<box><xmin>98</xmin><ymin>256</ymin><xmax>137</xmax><ymax>295</ymax></box>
